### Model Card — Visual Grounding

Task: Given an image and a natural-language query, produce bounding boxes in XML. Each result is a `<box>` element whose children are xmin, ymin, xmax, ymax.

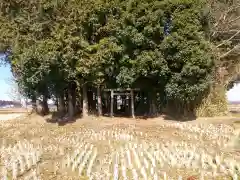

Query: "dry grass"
<box><xmin>0</xmin><ymin>108</ymin><xmax>29</xmax><ymax>114</ymax></box>
<box><xmin>0</xmin><ymin>114</ymin><xmax>26</xmax><ymax>121</ymax></box>
<box><xmin>0</xmin><ymin>114</ymin><xmax>240</xmax><ymax>180</ymax></box>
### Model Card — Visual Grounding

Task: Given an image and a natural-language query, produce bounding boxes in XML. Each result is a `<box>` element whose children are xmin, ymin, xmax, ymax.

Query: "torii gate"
<box><xmin>103</xmin><ymin>88</ymin><xmax>140</xmax><ymax>118</ymax></box>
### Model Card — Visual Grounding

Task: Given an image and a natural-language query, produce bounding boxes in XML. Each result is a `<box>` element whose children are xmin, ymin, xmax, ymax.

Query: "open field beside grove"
<box><xmin>0</xmin><ymin>108</ymin><xmax>29</xmax><ymax>114</ymax></box>
<box><xmin>0</xmin><ymin>114</ymin><xmax>240</xmax><ymax>180</ymax></box>
<box><xmin>0</xmin><ymin>109</ymin><xmax>28</xmax><ymax>121</ymax></box>
<box><xmin>229</xmin><ymin>104</ymin><xmax>240</xmax><ymax>114</ymax></box>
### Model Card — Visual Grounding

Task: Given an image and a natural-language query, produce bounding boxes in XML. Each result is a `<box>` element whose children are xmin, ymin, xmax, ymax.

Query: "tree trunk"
<box><xmin>68</xmin><ymin>86</ymin><xmax>74</xmax><ymax>119</ymax></box>
<box><xmin>103</xmin><ymin>92</ymin><xmax>108</xmax><ymax>115</ymax></box>
<box><xmin>114</xmin><ymin>96</ymin><xmax>117</xmax><ymax>115</ymax></box>
<box><xmin>97</xmin><ymin>86</ymin><xmax>102</xmax><ymax>116</ymax></box>
<box><xmin>31</xmin><ymin>95</ymin><xmax>37</xmax><ymax>113</ymax></box>
<box><xmin>42</xmin><ymin>94</ymin><xmax>49</xmax><ymax>115</ymax></box>
<box><xmin>130</xmin><ymin>90</ymin><xmax>135</xmax><ymax>118</ymax></box>
<box><xmin>76</xmin><ymin>90</ymin><xmax>82</xmax><ymax>114</ymax></box>
<box><xmin>71</xmin><ymin>83</ymin><xmax>77</xmax><ymax>115</ymax></box>
<box><xmin>122</xmin><ymin>95</ymin><xmax>126</xmax><ymax>115</ymax></box>
<box><xmin>59</xmin><ymin>93</ymin><xmax>65</xmax><ymax>116</ymax></box>
<box><xmin>128</xmin><ymin>96</ymin><xmax>131</xmax><ymax>116</ymax></box>
<box><xmin>149</xmin><ymin>91</ymin><xmax>157</xmax><ymax>117</ymax></box>
<box><xmin>88</xmin><ymin>89</ymin><xmax>95</xmax><ymax>114</ymax></box>
<box><xmin>72</xmin><ymin>86</ymin><xmax>76</xmax><ymax>114</ymax></box>
<box><xmin>36</xmin><ymin>99</ymin><xmax>42</xmax><ymax>115</ymax></box>
<box><xmin>55</xmin><ymin>98</ymin><xmax>59</xmax><ymax>112</ymax></box>
<box><xmin>110</xmin><ymin>90</ymin><xmax>114</xmax><ymax>117</ymax></box>
<box><xmin>64</xmin><ymin>90</ymin><xmax>68</xmax><ymax>112</ymax></box>
<box><xmin>82</xmin><ymin>83</ymin><xmax>89</xmax><ymax>118</ymax></box>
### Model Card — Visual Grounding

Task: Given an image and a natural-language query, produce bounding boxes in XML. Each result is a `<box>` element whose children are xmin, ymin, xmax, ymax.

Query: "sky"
<box><xmin>0</xmin><ymin>64</ymin><xmax>13</xmax><ymax>101</ymax></box>
<box><xmin>0</xmin><ymin>57</ymin><xmax>240</xmax><ymax>101</ymax></box>
<box><xmin>227</xmin><ymin>83</ymin><xmax>240</xmax><ymax>102</ymax></box>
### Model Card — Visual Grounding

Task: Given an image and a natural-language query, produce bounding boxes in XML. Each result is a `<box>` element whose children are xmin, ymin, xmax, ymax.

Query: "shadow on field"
<box><xmin>44</xmin><ymin>110</ymin><xmax>198</xmax><ymax>125</ymax></box>
<box><xmin>45</xmin><ymin>112</ymin><xmax>80</xmax><ymax>126</ymax></box>
<box><xmin>162</xmin><ymin>114</ymin><xmax>197</xmax><ymax>122</ymax></box>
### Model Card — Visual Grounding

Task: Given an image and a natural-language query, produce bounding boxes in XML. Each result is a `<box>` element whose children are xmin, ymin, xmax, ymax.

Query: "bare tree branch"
<box><xmin>212</xmin><ymin>3</ymin><xmax>240</xmax><ymax>38</ymax></box>
<box><xmin>217</xmin><ymin>29</ymin><xmax>240</xmax><ymax>47</ymax></box>
<box><xmin>213</xmin><ymin>30</ymin><xmax>240</xmax><ymax>33</ymax></box>
<box><xmin>213</xmin><ymin>5</ymin><xmax>240</xmax><ymax>28</ymax></box>
<box><xmin>228</xmin><ymin>15</ymin><xmax>240</xmax><ymax>24</ymax></box>
<box><xmin>220</xmin><ymin>44</ymin><xmax>240</xmax><ymax>59</ymax></box>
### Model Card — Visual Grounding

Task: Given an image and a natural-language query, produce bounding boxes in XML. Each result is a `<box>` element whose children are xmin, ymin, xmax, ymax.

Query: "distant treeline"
<box><xmin>0</xmin><ymin>100</ymin><xmax>22</xmax><ymax>107</ymax></box>
<box><xmin>229</xmin><ymin>101</ymin><xmax>240</xmax><ymax>105</ymax></box>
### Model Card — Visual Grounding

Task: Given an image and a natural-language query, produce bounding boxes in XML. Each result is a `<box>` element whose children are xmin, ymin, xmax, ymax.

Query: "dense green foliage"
<box><xmin>0</xmin><ymin>0</ymin><xmax>217</xmax><ymax>117</ymax></box>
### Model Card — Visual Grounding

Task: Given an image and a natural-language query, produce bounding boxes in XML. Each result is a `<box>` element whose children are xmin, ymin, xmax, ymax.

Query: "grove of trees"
<box><xmin>0</xmin><ymin>0</ymin><xmax>240</xmax><ymax>119</ymax></box>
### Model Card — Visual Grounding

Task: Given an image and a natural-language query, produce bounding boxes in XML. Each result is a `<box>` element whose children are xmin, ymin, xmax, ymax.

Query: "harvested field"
<box><xmin>0</xmin><ymin>108</ymin><xmax>29</xmax><ymax>114</ymax></box>
<box><xmin>0</xmin><ymin>113</ymin><xmax>26</xmax><ymax>121</ymax></box>
<box><xmin>229</xmin><ymin>104</ymin><xmax>240</xmax><ymax>113</ymax></box>
<box><xmin>0</xmin><ymin>115</ymin><xmax>240</xmax><ymax>180</ymax></box>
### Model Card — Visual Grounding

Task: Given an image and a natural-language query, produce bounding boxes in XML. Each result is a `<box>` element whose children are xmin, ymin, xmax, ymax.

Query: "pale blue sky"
<box><xmin>0</xmin><ymin>61</ymin><xmax>240</xmax><ymax>101</ymax></box>
<box><xmin>227</xmin><ymin>83</ymin><xmax>240</xmax><ymax>102</ymax></box>
<box><xmin>0</xmin><ymin>64</ymin><xmax>13</xmax><ymax>100</ymax></box>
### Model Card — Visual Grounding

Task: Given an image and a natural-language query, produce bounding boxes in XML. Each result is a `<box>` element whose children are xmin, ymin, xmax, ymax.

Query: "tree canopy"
<box><xmin>0</xmin><ymin>0</ymin><xmax>233</xmax><ymax>118</ymax></box>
